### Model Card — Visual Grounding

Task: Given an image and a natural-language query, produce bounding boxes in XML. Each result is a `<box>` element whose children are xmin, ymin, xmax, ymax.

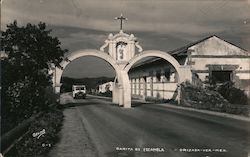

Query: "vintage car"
<box><xmin>72</xmin><ymin>85</ymin><xmax>86</xmax><ymax>99</ymax></box>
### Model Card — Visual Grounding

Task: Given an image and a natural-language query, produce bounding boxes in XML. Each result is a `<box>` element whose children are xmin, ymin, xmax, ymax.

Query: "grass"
<box><xmin>5</xmin><ymin>108</ymin><xmax>64</xmax><ymax>157</ymax></box>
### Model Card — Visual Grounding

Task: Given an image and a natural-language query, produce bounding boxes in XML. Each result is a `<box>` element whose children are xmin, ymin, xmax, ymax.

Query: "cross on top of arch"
<box><xmin>114</xmin><ymin>14</ymin><xmax>128</xmax><ymax>32</ymax></box>
<box><xmin>99</xmin><ymin>14</ymin><xmax>143</xmax><ymax>63</ymax></box>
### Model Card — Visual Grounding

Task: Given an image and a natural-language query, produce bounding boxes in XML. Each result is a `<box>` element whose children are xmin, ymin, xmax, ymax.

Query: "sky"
<box><xmin>2</xmin><ymin>0</ymin><xmax>250</xmax><ymax>78</ymax></box>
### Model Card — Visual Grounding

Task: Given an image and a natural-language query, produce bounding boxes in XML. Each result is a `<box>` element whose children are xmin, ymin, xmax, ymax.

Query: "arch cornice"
<box><xmin>60</xmin><ymin>49</ymin><xmax>120</xmax><ymax>72</ymax></box>
<box><xmin>124</xmin><ymin>50</ymin><xmax>192</xmax><ymax>84</ymax></box>
<box><xmin>54</xmin><ymin>49</ymin><xmax>121</xmax><ymax>92</ymax></box>
<box><xmin>124</xmin><ymin>50</ymin><xmax>181</xmax><ymax>73</ymax></box>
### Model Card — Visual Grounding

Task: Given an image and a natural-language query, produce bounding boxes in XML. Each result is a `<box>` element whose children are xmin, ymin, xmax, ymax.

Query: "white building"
<box><xmin>129</xmin><ymin>35</ymin><xmax>250</xmax><ymax>100</ymax></box>
<box><xmin>98</xmin><ymin>81</ymin><xmax>114</xmax><ymax>93</ymax></box>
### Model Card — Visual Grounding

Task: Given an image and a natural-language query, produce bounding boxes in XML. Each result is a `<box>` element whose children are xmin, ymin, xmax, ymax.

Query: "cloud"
<box><xmin>2</xmin><ymin>0</ymin><xmax>249</xmax><ymax>78</ymax></box>
<box><xmin>2</xmin><ymin>0</ymin><xmax>249</xmax><ymax>33</ymax></box>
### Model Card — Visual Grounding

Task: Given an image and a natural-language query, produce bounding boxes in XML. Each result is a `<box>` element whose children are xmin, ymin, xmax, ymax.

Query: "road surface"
<box><xmin>56</xmin><ymin>93</ymin><xmax>250</xmax><ymax>157</ymax></box>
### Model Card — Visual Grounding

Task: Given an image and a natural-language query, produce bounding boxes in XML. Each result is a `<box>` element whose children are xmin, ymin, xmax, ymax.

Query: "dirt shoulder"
<box><xmin>47</xmin><ymin>107</ymin><xmax>98</xmax><ymax>157</ymax></box>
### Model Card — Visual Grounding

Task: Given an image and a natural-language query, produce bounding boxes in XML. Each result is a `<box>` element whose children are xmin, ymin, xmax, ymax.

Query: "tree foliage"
<box><xmin>1</xmin><ymin>21</ymin><xmax>67</xmax><ymax>133</ymax></box>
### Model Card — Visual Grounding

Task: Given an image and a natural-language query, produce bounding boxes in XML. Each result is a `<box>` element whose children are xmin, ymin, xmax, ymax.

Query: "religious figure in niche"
<box><xmin>116</xmin><ymin>42</ymin><xmax>127</xmax><ymax>61</ymax></box>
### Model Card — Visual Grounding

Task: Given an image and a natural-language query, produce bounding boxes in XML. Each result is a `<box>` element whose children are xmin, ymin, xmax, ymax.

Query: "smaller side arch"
<box><xmin>124</xmin><ymin>50</ymin><xmax>181</xmax><ymax>78</ymax></box>
<box><xmin>124</xmin><ymin>50</ymin><xmax>192</xmax><ymax>83</ymax></box>
<box><xmin>112</xmin><ymin>76</ymin><xmax>119</xmax><ymax>104</ymax></box>
<box><xmin>124</xmin><ymin>50</ymin><xmax>192</xmax><ymax>104</ymax></box>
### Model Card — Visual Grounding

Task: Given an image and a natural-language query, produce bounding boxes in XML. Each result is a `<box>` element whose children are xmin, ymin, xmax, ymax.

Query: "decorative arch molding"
<box><xmin>61</xmin><ymin>49</ymin><xmax>120</xmax><ymax>71</ymax></box>
<box><xmin>124</xmin><ymin>50</ymin><xmax>192</xmax><ymax>83</ymax></box>
<box><xmin>53</xmin><ymin>49</ymin><xmax>121</xmax><ymax>93</ymax></box>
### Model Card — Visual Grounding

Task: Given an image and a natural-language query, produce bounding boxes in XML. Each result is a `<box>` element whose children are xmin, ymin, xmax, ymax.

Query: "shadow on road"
<box><xmin>60</xmin><ymin>92</ymin><xmax>155</xmax><ymax>109</ymax></box>
<box><xmin>61</xmin><ymin>100</ymin><xmax>153</xmax><ymax>109</ymax></box>
<box><xmin>61</xmin><ymin>102</ymin><xmax>102</xmax><ymax>108</ymax></box>
<box><xmin>132</xmin><ymin>102</ymin><xmax>154</xmax><ymax>107</ymax></box>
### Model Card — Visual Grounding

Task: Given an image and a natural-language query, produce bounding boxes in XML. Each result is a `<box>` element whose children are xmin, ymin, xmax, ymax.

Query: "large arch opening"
<box><xmin>61</xmin><ymin>56</ymin><xmax>116</xmax><ymax>93</ymax></box>
<box><xmin>124</xmin><ymin>50</ymin><xmax>191</xmax><ymax>103</ymax></box>
<box><xmin>125</xmin><ymin>50</ymin><xmax>183</xmax><ymax>79</ymax></box>
<box><xmin>53</xmin><ymin>49</ymin><xmax>124</xmax><ymax>104</ymax></box>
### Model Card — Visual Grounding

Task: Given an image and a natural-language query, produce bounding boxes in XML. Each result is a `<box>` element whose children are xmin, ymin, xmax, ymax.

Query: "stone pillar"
<box><xmin>54</xmin><ymin>84</ymin><xmax>62</xmax><ymax>94</ymax></box>
<box><xmin>134</xmin><ymin>79</ymin><xmax>136</xmax><ymax>95</ymax></box>
<box><xmin>176</xmin><ymin>66</ymin><xmax>192</xmax><ymax>105</ymax></box>
<box><xmin>142</xmin><ymin>77</ymin><xmax>146</xmax><ymax>100</ymax></box>
<box><xmin>179</xmin><ymin>66</ymin><xmax>192</xmax><ymax>83</ymax></box>
<box><xmin>119</xmin><ymin>70</ymin><xmax>131</xmax><ymax>108</ymax></box>
<box><xmin>118</xmin><ymin>84</ymin><xmax>123</xmax><ymax>106</ymax></box>
<box><xmin>53</xmin><ymin>67</ymin><xmax>63</xmax><ymax>94</ymax></box>
<box><xmin>150</xmin><ymin>77</ymin><xmax>153</xmax><ymax>97</ymax></box>
<box><xmin>112</xmin><ymin>82</ymin><xmax>119</xmax><ymax>104</ymax></box>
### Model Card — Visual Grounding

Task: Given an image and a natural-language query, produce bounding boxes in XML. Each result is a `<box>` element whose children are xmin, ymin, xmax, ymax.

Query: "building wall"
<box><xmin>190</xmin><ymin>36</ymin><xmax>247</xmax><ymax>56</ymax></box>
<box><xmin>191</xmin><ymin>57</ymin><xmax>250</xmax><ymax>96</ymax></box>
<box><xmin>130</xmin><ymin>56</ymin><xmax>250</xmax><ymax>100</ymax></box>
<box><xmin>98</xmin><ymin>81</ymin><xmax>114</xmax><ymax>93</ymax></box>
<box><xmin>130</xmin><ymin>77</ymin><xmax>178</xmax><ymax>100</ymax></box>
<box><xmin>129</xmin><ymin>62</ymin><xmax>178</xmax><ymax>100</ymax></box>
<box><xmin>129</xmin><ymin>36</ymin><xmax>250</xmax><ymax>100</ymax></box>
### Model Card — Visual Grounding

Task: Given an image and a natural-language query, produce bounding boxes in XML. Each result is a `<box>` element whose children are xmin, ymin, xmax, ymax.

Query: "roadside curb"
<box><xmin>156</xmin><ymin>103</ymin><xmax>250</xmax><ymax>122</ymax></box>
<box><xmin>88</xmin><ymin>94</ymin><xmax>250</xmax><ymax>122</ymax></box>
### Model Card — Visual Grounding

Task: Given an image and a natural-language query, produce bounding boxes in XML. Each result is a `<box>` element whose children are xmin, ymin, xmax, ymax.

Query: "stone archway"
<box><xmin>124</xmin><ymin>50</ymin><xmax>192</xmax><ymax>103</ymax></box>
<box><xmin>51</xmin><ymin>49</ymin><xmax>131</xmax><ymax>107</ymax></box>
<box><xmin>51</xmin><ymin>49</ymin><xmax>191</xmax><ymax>108</ymax></box>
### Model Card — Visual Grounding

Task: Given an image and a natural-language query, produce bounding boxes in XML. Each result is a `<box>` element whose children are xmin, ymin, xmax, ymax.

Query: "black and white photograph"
<box><xmin>1</xmin><ymin>0</ymin><xmax>250</xmax><ymax>157</ymax></box>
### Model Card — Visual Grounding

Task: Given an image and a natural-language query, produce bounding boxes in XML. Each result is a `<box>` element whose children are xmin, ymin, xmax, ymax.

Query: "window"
<box><xmin>211</xmin><ymin>71</ymin><xmax>232</xmax><ymax>84</ymax></box>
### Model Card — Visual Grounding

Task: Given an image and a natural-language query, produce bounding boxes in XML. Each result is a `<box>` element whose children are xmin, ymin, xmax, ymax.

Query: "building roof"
<box><xmin>130</xmin><ymin>36</ymin><xmax>214</xmax><ymax>68</ymax></box>
<box><xmin>130</xmin><ymin>35</ymin><xmax>249</xmax><ymax>70</ymax></box>
<box><xmin>169</xmin><ymin>35</ymin><xmax>248</xmax><ymax>56</ymax></box>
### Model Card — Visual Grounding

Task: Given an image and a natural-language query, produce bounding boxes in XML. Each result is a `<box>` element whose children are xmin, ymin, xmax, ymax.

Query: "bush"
<box><xmin>6</xmin><ymin>109</ymin><xmax>64</xmax><ymax>157</ymax></box>
<box><xmin>217</xmin><ymin>82</ymin><xmax>248</xmax><ymax>105</ymax></box>
<box><xmin>180</xmin><ymin>81</ymin><xmax>249</xmax><ymax>116</ymax></box>
<box><xmin>1</xmin><ymin>86</ymin><xmax>59</xmax><ymax>135</ymax></box>
<box><xmin>44</xmin><ymin>86</ymin><xmax>59</xmax><ymax>105</ymax></box>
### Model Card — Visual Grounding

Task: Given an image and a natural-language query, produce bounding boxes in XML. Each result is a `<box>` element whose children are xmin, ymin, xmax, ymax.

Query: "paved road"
<box><xmin>59</xmin><ymin>93</ymin><xmax>250</xmax><ymax>157</ymax></box>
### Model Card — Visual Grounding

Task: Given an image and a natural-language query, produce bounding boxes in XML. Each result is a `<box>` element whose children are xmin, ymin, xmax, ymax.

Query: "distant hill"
<box><xmin>60</xmin><ymin>76</ymin><xmax>114</xmax><ymax>93</ymax></box>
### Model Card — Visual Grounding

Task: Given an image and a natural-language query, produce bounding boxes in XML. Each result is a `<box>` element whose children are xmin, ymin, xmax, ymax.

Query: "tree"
<box><xmin>1</xmin><ymin>21</ymin><xmax>68</xmax><ymax>133</ymax></box>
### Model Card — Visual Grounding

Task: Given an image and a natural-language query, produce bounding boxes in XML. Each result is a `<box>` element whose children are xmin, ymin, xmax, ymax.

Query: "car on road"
<box><xmin>72</xmin><ymin>85</ymin><xmax>86</xmax><ymax>99</ymax></box>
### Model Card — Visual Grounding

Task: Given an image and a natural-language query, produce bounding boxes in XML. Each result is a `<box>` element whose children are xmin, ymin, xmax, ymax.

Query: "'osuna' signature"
<box><xmin>32</xmin><ymin>129</ymin><xmax>46</xmax><ymax>139</ymax></box>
